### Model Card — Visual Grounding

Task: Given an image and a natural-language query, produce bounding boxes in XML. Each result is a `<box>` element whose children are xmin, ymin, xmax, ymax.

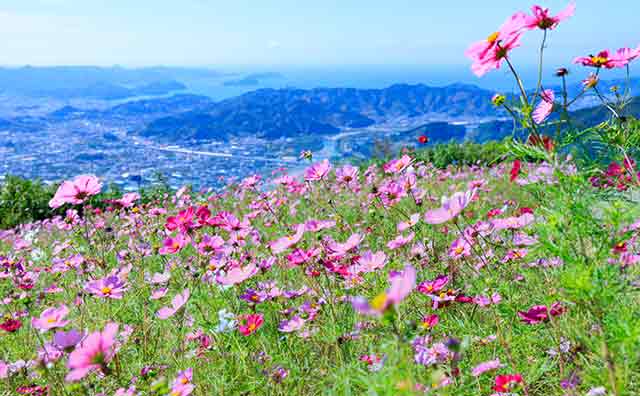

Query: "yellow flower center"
<box><xmin>371</xmin><ymin>293</ymin><xmax>388</xmax><ymax>311</ymax></box>
<box><xmin>101</xmin><ymin>286</ymin><xmax>112</xmax><ymax>295</ymax></box>
<box><xmin>487</xmin><ymin>31</ymin><xmax>500</xmax><ymax>43</ymax></box>
<box><xmin>591</xmin><ymin>56</ymin><xmax>608</xmax><ymax>66</ymax></box>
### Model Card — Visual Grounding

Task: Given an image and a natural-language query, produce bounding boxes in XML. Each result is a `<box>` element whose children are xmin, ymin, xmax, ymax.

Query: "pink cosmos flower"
<box><xmin>159</xmin><ymin>234</ymin><xmax>190</xmax><ymax>255</ymax></box>
<box><xmin>533</xmin><ymin>89</ymin><xmax>555</xmax><ymax>124</ymax></box>
<box><xmin>196</xmin><ymin>234</ymin><xmax>226</xmax><ymax>255</ymax></box>
<box><xmin>304</xmin><ymin>219</ymin><xmax>336</xmax><ymax>232</ymax></box>
<box><xmin>386</xmin><ymin>232</ymin><xmax>415</xmax><ymax>250</ymax></box>
<box><xmin>518</xmin><ymin>302</ymin><xmax>564</xmax><ymax>324</ymax></box>
<box><xmin>522</xmin><ymin>3</ymin><xmax>575</xmax><ymax>30</ymax></box>
<box><xmin>325</xmin><ymin>233</ymin><xmax>363</xmax><ymax>256</ymax></box>
<box><xmin>157</xmin><ymin>289</ymin><xmax>190</xmax><ymax>319</ymax></box>
<box><xmin>448</xmin><ymin>237</ymin><xmax>472</xmax><ymax>259</ymax></box>
<box><xmin>172</xmin><ymin>368</ymin><xmax>193</xmax><ymax>389</ymax></box>
<box><xmin>150</xmin><ymin>288</ymin><xmax>168</xmax><ymax>300</ymax></box>
<box><xmin>284</xmin><ymin>248</ymin><xmax>317</xmax><ymax>269</ymax></box>
<box><xmin>383</xmin><ymin>155</ymin><xmax>412</xmax><ymax>174</ymax></box>
<box><xmin>473</xmin><ymin>293</ymin><xmax>502</xmax><ymax>307</ymax></box>
<box><xmin>465</xmin><ymin>13</ymin><xmax>527</xmax><ymax>77</ymax></box>
<box><xmin>352</xmin><ymin>265</ymin><xmax>416</xmax><ymax>316</ymax></box>
<box><xmin>170</xmin><ymin>384</ymin><xmax>195</xmax><ymax>396</ymax></box>
<box><xmin>304</xmin><ymin>159</ymin><xmax>331</xmax><ymax>181</ymax></box>
<box><xmin>113</xmin><ymin>192</ymin><xmax>140</xmax><ymax>208</ymax></box>
<box><xmin>84</xmin><ymin>276</ymin><xmax>128</xmax><ymax>299</ymax></box>
<box><xmin>0</xmin><ymin>361</ymin><xmax>8</xmax><ymax>379</ymax></box>
<box><xmin>424</xmin><ymin>189</ymin><xmax>477</xmax><ymax>224</ymax></box>
<box><xmin>398</xmin><ymin>213</ymin><xmax>420</xmax><ymax>232</ymax></box>
<box><xmin>336</xmin><ymin>165</ymin><xmax>359</xmax><ymax>184</ymax></box>
<box><xmin>165</xmin><ymin>207</ymin><xmax>196</xmax><ymax>233</ymax></box>
<box><xmin>493</xmin><ymin>374</ymin><xmax>523</xmax><ymax>393</ymax></box>
<box><xmin>378</xmin><ymin>180</ymin><xmax>407</xmax><ymax>207</ymax></box>
<box><xmin>491</xmin><ymin>213</ymin><xmax>535</xmax><ymax>230</ymax></box>
<box><xmin>31</xmin><ymin>305</ymin><xmax>70</xmax><ymax>332</ymax></box>
<box><xmin>353</xmin><ymin>250</ymin><xmax>387</xmax><ymax>273</ymax></box>
<box><xmin>216</xmin><ymin>263</ymin><xmax>258</xmax><ymax>286</ymax></box>
<box><xmin>49</xmin><ymin>175</ymin><xmax>102</xmax><ymax>208</ymax></box>
<box><xmin>502</xmin><ymin>248</ymin><xmax>528</xmax><ymax>263</ymax></box>
<box><xmin>39</xmin><ymin>342</ymin><xmax>64</xmax><ymax>364</ymax></box>
<box><xmin>270</xmin><ymin>224</ymin><xmax>305</xmax><ymax>254</ymax></box>
<box><xmin>278</xmin><ymin>316</ymin><xmax>306</xmax><ymax>333</ymax></box>
<box><xmin>65</xmin><ymin>322</ymin><xmax>118</xmax><ymax>382</ymax></box>
<box><xmin>574</xmin><ymin>50</ymin><xmax>623</xmax><ymax>69</ymax></box>
<box><xmin>418</xmin><ymin>275</ymin><xmax>449</xmax><ymax>295</ymax></box>
<box><xmin>420</xmin><ymin>314</ymin><xmax>439</xmax><ymax>330</ymax></box>
<box><xmin>238</xmin><ymin>313</ymin><xmax>264</xmax><ymax>336</ymax></box>
<box><xmin>610</xmin><ymin>46</ymin><xmax>640</xmax><ymax>67</ymax></box>
<box><xmin>472</xmin><ymin>359</ymin><xmax>504</xmax><ymax>377</ymax></box>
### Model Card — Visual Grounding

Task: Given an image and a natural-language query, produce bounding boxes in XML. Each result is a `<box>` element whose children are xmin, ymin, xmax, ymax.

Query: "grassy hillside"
<box><xmin>1</xmin><ymin>151</ymin><xmax>639</xmax><ymax>395</ymax></box>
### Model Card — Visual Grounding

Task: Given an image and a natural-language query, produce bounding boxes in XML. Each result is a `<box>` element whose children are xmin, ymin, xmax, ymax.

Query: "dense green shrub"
<box><xmin>0</xmin><ymin>173</ymin><xmax>172</xmax><ymax>230</ymax></box>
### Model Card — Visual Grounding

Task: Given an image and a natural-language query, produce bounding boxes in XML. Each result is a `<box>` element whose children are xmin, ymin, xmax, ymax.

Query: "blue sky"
<box><xmin>0</xmin><ymin>0</ymin><xmax>637</xmax><ymax>69</ymax></box>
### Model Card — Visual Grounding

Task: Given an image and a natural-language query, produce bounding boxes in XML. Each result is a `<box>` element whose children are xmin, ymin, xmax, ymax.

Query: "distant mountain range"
<box><xmin>140</xmin><ymin>83</ymin><xmax>498</xmax><ymax>141</ymax></box>
<box><xmin>2</xmin><ymin>74</ymin><xmax>639</xmax><ymax>146</ymax></box>
<box><xmin>0</xmin><ymin>66</ymin><xmax>222</xmax><ymax>99</ymax></box>
<box><xmin>223</xmin><ymin>72</ymin><xmax>285</xmax><ymax>87</ymax></box>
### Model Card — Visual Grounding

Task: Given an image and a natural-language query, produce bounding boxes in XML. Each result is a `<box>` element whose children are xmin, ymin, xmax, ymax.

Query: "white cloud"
<box><xmin>267</xmin><ymin>40</ymin><xmax>281</xmax><ymax>50</ymax></box>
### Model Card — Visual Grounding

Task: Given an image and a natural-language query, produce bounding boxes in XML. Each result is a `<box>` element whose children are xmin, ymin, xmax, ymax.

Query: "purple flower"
<box><xmin>53</xmin><ymin>329</ymin><xmax>84</xmax><ymax>352</ymax></box>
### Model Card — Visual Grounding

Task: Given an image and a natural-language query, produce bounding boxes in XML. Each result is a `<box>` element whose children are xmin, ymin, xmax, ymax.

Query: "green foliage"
<box><xmin>412</xmin><ymin>140</ymin><xmax>510</xmax><ymax>168</ymax></box>
<box><xmin>0</xmin><ymin>175</ymin><xmax>59</xmax><ymax>230</ymax></box>
<box><xmin>0</xmin><ymin>173</ymin><xmax>172</xmax><ymax>230</ymax></box>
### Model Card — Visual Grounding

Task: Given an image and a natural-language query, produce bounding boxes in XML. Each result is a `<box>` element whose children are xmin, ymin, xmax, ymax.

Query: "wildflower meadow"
<box><xmin>2</xmin><ymin>2</ymin><xmax>640</xmax><ymax>396</ymax></box>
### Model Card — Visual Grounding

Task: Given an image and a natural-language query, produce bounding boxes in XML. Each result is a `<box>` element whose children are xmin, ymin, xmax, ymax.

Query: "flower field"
<box><xmin>2</xmin><ymin>154</ymin><xmax>640</xmax><ymax>395</ymax></box>
<box><xmin>3</xmin><ymin>2</ymin><xmax>640</xmax><ymax>395</ymax></box>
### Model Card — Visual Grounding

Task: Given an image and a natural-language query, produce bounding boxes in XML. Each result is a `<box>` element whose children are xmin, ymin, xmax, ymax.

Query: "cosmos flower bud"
<box><xmin>491</xmin><ymin>94</ymin><xmax>506</xmax><ymax>106</ymax></box>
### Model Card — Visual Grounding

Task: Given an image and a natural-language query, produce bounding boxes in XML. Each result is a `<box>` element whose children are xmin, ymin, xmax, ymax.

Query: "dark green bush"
<box><xmin>0</xmin><ymin>173</ymin><xmax>172</xmax><ymax>230</ymax></box>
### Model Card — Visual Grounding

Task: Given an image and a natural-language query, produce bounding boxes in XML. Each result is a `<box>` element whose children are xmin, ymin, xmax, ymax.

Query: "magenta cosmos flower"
<box><xmin>465</xmin><ymin>12</ymin><xmax>526</xmax><ymax>77</ymax></box>
<box><xmin>304</xmin><ymin>159</ymin><xmax>331</xmax><ymax>181</ymax></box>
<box><xmin>65</xmin><ymin>322</ymin><xmax>118</xmax><ymax>382</ymax></box>
<box><xmin>533</xmin><ymin>89</ymin><xmax>555</xmax><ymax>124</ymax></box>
<box><xmin>574</xmin><ymin>50</ymin><xmax>628</xmax><ymax>69</ymax></box>
<box><xmin>157</xmin><ymin>289</ymin><xmax>190</xmax><ymax>319</ymax></box>
<box><xmin>49</xmin><ymin>175</ymin><xmax>102</xmax><ymax>208</ymax></box>
<box><xmin>424</xmin><ymin>188</ymin><xmax>477</xmax><ymax>224</ymax></box>
<box><xmin>159</xmin><ymin>233</ymin><xmax>190</xmax><ymax>255</ymax></box>
<box><xmin>84</xmin><ymin>275</ymin><xmax>128</xmax><ymax>299</ymax></box>
<box><xmin>31</xmin><ymin>305</ymin><xmax>70</xmax><ymax>332</ymax></box>
<box><xmin>522</xmin><ymin>2</ymin><xmax>575</xmax><ymax>30</ymax></box>
<box><xmin>518</xmin><ymin>302</ymin><xmax>564</xmax><ymax>324</ymax></box>
<box><xmin>237</xmin><ymin>313</ymin><xmax>264</xmax><ymax>336</ymax></box>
